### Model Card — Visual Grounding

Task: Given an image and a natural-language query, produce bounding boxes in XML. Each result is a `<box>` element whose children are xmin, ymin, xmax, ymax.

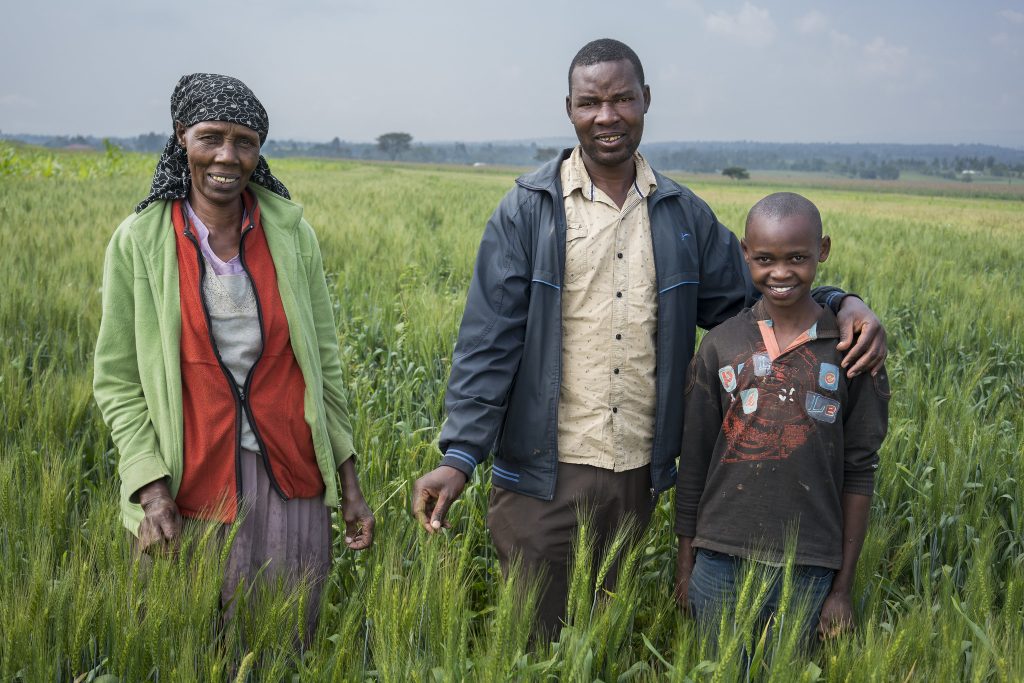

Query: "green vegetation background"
<box><xmin>1</xmin><ymin>147</ymin><xmax>1022</xmax><ymax>681</ymax></box>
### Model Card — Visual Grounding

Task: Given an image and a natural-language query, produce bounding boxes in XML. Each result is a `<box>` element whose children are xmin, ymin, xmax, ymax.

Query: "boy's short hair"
<box><xmin>745</xmin><ymin>192</ymin><xmax>822</xmax><ymax>238</ymax></box>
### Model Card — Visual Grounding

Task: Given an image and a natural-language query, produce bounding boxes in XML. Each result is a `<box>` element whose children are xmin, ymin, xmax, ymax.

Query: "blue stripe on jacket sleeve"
<box><xmin>445</xmin><ymin>449</ymin><xmax>478</xmax><ymax>469</ymax></box>
<box><xmin>659</xmin><ymin>280</ymin><xmax>699</xmax><ymax>295</ymax></box>
<box><xmin>492</xmin><ymin>465</ymin><xmax>521</xmax><ymax>481</ymax></box>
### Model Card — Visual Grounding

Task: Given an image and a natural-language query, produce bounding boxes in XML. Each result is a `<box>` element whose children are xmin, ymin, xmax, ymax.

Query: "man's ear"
<box><xmin>740</xmin><ymin>237</ymin><xmax>750</xmax><ymax>262</ymax></box>
<box><xmin>819</xmin><ymin>235</ymin><xmax>831</xmax><ymax>262</ymax></box>
<box><xmin>566</xmin><ymin>95</ymin><xmax>573</xmax><ymax>121</ymax></box>
<box><xmin>642</xmin><ymin>84</ymin><xmax>651</xmax><ymax>113</ymax></box>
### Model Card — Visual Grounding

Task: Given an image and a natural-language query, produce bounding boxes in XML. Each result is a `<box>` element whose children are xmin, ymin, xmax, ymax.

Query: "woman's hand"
<box><xmin>136</xmin><ymin>479</ymin><xmax>182</xmax><ymax>553</ymax></box>
<box><xmin>339</xmin><ymin>458</ymin><xmax>375</xmax><ymax>550</ymax></box>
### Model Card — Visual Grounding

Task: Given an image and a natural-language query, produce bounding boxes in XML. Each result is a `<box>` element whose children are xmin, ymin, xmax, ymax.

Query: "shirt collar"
<box><xmin>751</xmin><ymin>298</ymin><xmax>839</xmax><ymax>340</ymax></box>
<box><xmin>561</xmin><ymin>145</ymin><xmax>658</xmax><ymax>200</ymax></box>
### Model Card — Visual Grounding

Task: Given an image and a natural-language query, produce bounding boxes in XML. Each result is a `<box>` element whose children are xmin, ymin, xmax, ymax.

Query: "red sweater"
<box><xmin>172</xmin><ymin>193</ymin><xmax>323</xmax><ymax>521</ymax></box>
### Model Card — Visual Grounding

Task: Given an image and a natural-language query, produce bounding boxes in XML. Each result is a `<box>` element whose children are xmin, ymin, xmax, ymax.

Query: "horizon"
<box><xmin>5</xmin><ymin>131</ymin><xmax>1023</xmax><ymax>152</ymax></box>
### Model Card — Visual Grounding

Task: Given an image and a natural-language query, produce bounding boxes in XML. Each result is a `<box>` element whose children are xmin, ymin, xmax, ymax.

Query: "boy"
<box><xmin>674</xmin><ymin>192</ymin><xmax>890</xmax><ymax>643</ymax></box>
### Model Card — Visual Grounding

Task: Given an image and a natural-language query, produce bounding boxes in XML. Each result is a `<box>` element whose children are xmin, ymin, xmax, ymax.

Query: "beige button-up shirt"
<box><xmin>557</xmin><ymin>146</ymin><xmax>659</xmax><ymax>471</ymax></box>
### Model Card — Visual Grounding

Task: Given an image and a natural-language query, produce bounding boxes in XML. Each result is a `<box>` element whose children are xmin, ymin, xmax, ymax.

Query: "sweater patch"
<box><xmin>819</xmin><ymin>363</ymin><xmax>840</xmax><ymax>391</ymax></box>
<box><xmin>752</xmin><ymin>353</ymin><xmax>772</xmax><ymax>376</ymax></box>
<box><xmin>718</xmin><ymin>365</ymin><xmax>737</xmax><ymax>393</ymax></box>
<box><xmin>740</xmin><ymin>388</ymin><xmax>758</xmax><ymax>414</ymax></box>
<box><xmin>805</xmin><ymin>392</ymin><xmax>840</xmax><ymax>423</ymax></box>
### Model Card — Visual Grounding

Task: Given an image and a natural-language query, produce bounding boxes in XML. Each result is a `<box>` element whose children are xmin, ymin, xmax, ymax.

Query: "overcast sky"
<box><xmin>2</xmin><ymin>0</ymin><xmax>1022</xmax><ymax>147</ymax></box>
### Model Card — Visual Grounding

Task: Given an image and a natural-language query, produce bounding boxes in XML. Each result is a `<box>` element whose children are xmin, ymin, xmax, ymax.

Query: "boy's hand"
<box><xmin>817</xmin><ymin>590</ymin><xmax>854</xmax><ymax>639</ymax></box>
<box><xmin>675</xmin><ymin>536</ymin><xmax>696</xmax><ymax>612</ymax></box>
<box><xmin>835</xmin><ymin>296</ymin><xmax>887</xmax><ymax>378</ymax></box>
<box><xmin>411</xmin><ymin>466</ymin><xmax>467</xmax><ymax>533</ymax></box>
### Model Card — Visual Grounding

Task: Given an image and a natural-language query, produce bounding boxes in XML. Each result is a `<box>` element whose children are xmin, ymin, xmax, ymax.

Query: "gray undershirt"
<box><xmin>202</xmin><ymin>260</ymin><xmax>262</xmax><ymax>452</ymax></box>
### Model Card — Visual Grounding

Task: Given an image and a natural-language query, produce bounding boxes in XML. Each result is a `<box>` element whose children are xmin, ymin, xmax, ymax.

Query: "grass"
<box><xmin>0</xmin><ymin>145</ymin><xmax>1022</xmax><ymax>680</ymax></box>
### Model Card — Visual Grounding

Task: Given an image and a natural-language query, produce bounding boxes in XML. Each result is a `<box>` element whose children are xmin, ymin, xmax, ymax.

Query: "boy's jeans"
<box><xmin>688</xmin><ymin>548</ymin><xmax>834</xmax><ymax>650</ymax></box>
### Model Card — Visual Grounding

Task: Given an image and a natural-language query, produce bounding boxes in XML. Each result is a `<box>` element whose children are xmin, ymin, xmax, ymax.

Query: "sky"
<box><xmin>2</xmin><ymin>0</ymin><xmax>1023</xmax><ymax>147</ymax></box>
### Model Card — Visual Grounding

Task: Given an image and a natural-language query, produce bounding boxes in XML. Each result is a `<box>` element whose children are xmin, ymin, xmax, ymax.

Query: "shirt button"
<box><xmin>617</xmin><ymin>252</ymin><xmax>623</xmax><ymax>259</ymax></box>
<box><xmin>612</xmin><ymin>407</ymin><xmax>618</xmax><ymax>413</ymax></box>
<box><xmin>616</xmin><ymin>291</ymin><xmax>622</xmax><ymax>298</ymax></box>
<box><xmin>615</xmin><ymin>333</ymin><xmax>622</xmax><ymax>340</ymax></box>
<box><xmin>613</xmin><ymin>368</ymin><xmax>620</xmax><ymax>374</ymax></box>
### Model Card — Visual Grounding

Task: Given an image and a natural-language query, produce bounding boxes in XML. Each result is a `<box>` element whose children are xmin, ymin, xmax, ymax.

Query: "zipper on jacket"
<box><xmin>235</xmin><ymin>218</ymin><xmax>288</xmax><ymax>500</ymax></box>
<box><xmin>181</xmin><ymin>205</ymin><xmax>287</xmax><ymax>510</ymax></box>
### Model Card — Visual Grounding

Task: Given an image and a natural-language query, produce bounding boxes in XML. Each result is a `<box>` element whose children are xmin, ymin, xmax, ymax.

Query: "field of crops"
<box><xmin>1</xmin><ymin>144</ymin><xmax>1022</xmax><ymax>681</ymax></box>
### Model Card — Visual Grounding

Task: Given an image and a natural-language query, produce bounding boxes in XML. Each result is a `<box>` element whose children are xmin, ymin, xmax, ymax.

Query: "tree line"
<box><xmin>4</xmin><ymin>131</ymin><xmax>1022</xmax><ymax>180</ymax></box>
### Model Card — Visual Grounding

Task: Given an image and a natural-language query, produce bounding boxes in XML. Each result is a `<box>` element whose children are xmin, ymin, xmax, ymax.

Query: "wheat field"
<box><xmin>1</xmin><ymin>145</ymin><xmax>1022</xmax><ymax>681</ymax></box>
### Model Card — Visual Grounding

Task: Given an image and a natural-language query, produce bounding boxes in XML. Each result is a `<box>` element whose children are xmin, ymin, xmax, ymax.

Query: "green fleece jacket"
<box><xmin>94</xmin><ymin>185</ymin><xmax>356</xmax><ymax>535</ymax></box>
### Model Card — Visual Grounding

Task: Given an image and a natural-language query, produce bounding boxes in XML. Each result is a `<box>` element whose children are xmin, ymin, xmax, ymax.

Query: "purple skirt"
<box><xmin>221</xmin><ymin>449</ymin><xmax>332</xmax><ymax>644</ymax></box>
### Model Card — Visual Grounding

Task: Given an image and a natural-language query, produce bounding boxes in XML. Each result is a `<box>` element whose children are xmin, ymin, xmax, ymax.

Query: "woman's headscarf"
<box><xmin>136</xmin><ymin>73</ymin><xmax>290</xmax><ymax>213</ymax></box>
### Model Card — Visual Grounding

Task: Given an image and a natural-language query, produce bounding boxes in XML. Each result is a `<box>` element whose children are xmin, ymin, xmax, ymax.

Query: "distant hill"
<box><xmin>4</xmin><ymin>132</ymin><xmax>1022</xmax><ymax>180</ymax></box>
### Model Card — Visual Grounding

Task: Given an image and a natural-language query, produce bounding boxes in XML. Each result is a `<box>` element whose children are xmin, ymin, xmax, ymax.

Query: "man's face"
<box><xmin>566</xmin><ymin>59</ymin><xmax>650</xmax><ymax>172</ymax></box>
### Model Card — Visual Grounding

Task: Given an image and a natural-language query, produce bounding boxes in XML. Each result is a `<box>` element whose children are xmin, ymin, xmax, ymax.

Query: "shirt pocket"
<box><xmin>565</xmin><ymin>223</ymin><xmax>589</xmax><ymax>284</ymax></box>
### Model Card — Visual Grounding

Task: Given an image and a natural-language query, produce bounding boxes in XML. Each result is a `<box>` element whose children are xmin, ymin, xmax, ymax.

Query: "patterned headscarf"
<box><xmin>136</xmin><ymin>73</ymin><xmax>290</xmax><ymax>212</ymax></box>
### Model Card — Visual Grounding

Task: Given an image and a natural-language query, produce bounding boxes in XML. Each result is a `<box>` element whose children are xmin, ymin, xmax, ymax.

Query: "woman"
<box><xmin>93</xmin><ymin>73</ymin><xmax>374</xmax><ymax>638</ymax></box>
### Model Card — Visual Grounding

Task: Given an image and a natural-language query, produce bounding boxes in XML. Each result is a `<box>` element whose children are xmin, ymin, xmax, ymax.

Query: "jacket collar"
<box><xmin>515</xmin><ymin>147</ymin><xmax>682</xmax><ymax>207</ymax></box>
<box><xmin>130</xmin><ymin>184</ymin><xmax>303</xmax><ymax>261</ymax></box>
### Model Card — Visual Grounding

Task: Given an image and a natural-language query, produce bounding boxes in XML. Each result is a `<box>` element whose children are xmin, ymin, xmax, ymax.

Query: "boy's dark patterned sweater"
<box><xmin>675</xmin><ymin>299</ymin><xmax>890</xmax><ymax>569</ymax></box>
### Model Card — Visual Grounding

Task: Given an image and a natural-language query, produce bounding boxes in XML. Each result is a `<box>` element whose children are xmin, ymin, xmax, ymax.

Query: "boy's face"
<box><xmin>741</xmin><ymin>213</ymin><xmax>831</xmax><ymax>310</ymax></box>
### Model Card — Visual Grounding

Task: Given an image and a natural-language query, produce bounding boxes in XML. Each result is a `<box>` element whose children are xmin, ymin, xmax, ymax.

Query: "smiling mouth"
<box><xmin>208</xmin><ymin>173</ymin><xmax>239</xmax><ymax>185</ymax></box>
<box><xmin>768</xmin><ymin>285</ymin><xmax>795</xmax><ymax>294</ymax></box>
<box><xmin>595</xmin><ymin>134</ymin><xmax>624</xmax><ymax>143</ymax></box>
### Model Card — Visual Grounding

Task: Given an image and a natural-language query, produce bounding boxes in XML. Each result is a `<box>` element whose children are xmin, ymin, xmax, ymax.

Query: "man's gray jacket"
<box><xmin>438</xmin><ymin>150</ymin><xmax>845</xmax><ymax>499</ymax></box>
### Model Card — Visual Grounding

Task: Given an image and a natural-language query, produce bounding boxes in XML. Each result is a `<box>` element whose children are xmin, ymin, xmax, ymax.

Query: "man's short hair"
<box><xmin>568</xmin><ymin>39</ymin><xmax>645</xmax><ymax>93</ymax></box>
<box><xmin>746</xmin><ymin>192</ymin><xmax>823</xmax><ymax>238</ymax></box>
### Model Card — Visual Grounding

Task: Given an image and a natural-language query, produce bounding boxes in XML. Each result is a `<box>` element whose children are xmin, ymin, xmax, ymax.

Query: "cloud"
<box><xmin>998</xmin><ymin>9</ymin><xmax>1024</xmax><ymax>24</ymax></box>
<box><xmin>862</xmin><ymin>37</ymin><xmax>910</xmax><ymax>76</ymax></box>
<box><xmin>705</xmin><ymin>2</ymin><xmax>776</xmax><ymax>48</ymax></box>
<box><xmin>797</xmin><ymin>10</ymin><xmax>828</xmax><ymax>35</ymax></box>
<box><xmin>829</xmin><ymin>29</ymin><xmax>855</xmax><ymax>49</ymax></box>
<box><xmin>991</xmin><ymin>32</ymin><xmax>1020</xmax><ymax>56</ymax></box>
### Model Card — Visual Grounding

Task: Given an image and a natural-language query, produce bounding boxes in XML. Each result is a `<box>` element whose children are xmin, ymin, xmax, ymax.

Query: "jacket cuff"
<box><xmin>825</xmin><ymin>290</ymin><xmax>861</xmax><ymax>314</ymax></box>
<box><xmin>331</xmin><ymin>431</ymin><xmax>357</xmax><ymax>469</ymax></box>
<box><xmin>842</xmin><ymin>468</ymin><xmax>875</xmax><ymax>496</ymax></box>
<box><xmin>674</xmin><ymin>517</ymin><xmax>698</xmax><ymax>538</ymax></box>
<box><xmin>119</xmin><ymin>452</ymin><xmax>172</xmax><ymax>504</ymax></box>
<box><xmin>439</xmin><ymin>444</ymin><xmax>482</xmax><ymax>478</ymax></box>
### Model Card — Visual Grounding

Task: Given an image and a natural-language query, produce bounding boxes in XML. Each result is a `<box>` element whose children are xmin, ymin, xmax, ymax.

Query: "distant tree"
<box><xmin>722</xmin><ymin>166</ymin><xmax>749</xmax><ymax>180</ymax></box>
<box><xmin>376</xmin><ymin>132</ymin><xmax>413</xmax><ymax>160</ymax></box>
<box><xmin>877</xmin><ymin>164</ymin><xmax>900</xmax><ymax>180</ymax></box>
<box><xmin>535</xmin><ymin>147</ymin><xmax>560</xmax><ymax>162</ymax></box>
<box><xmin>134</xmin><ymin>132</ymin><xmax>167</xmax><ymax>152</ymax></box>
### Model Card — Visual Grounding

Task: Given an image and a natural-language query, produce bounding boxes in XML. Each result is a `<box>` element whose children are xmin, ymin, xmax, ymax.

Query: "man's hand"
<box><xmin>136</xmin><ymin>479</ymin><xmax>182</xmax><ymax>553</ymax></box>
<box><xmin>675</xmin><ymin>536</ymin><xmax>696</xmax><ymax>612</ymax></box>
<box><xmin>835</xmin><ymin>296</ymin><xmax>887</xmax><ymax>378</ymax></box>
<box><xmin>339</xmin><ymin>458</ymin><xmax>375</xmax><ymax>550</ymax></box>
<box><xmin>817</xmin><ymin>589</ymin><xmax>854</xmax><ymax>639</ymax></box>
<box><xmin>411</xmin><ymin>466</ymin><xmax>467</xmax><ymax>533</ymax></box>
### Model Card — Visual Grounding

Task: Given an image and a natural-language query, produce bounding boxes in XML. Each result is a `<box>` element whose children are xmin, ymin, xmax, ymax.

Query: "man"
<box><xmin>412</xmin><ymin>38</ymin><xmax>886</xmax><ymax>635</ymax></box>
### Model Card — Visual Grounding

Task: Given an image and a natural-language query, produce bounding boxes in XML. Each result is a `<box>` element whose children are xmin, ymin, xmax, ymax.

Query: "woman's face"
<box><xmin>175</xmin><ymin>120</ymin><xmax>260</xmax><ymax>210</ymax></box>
